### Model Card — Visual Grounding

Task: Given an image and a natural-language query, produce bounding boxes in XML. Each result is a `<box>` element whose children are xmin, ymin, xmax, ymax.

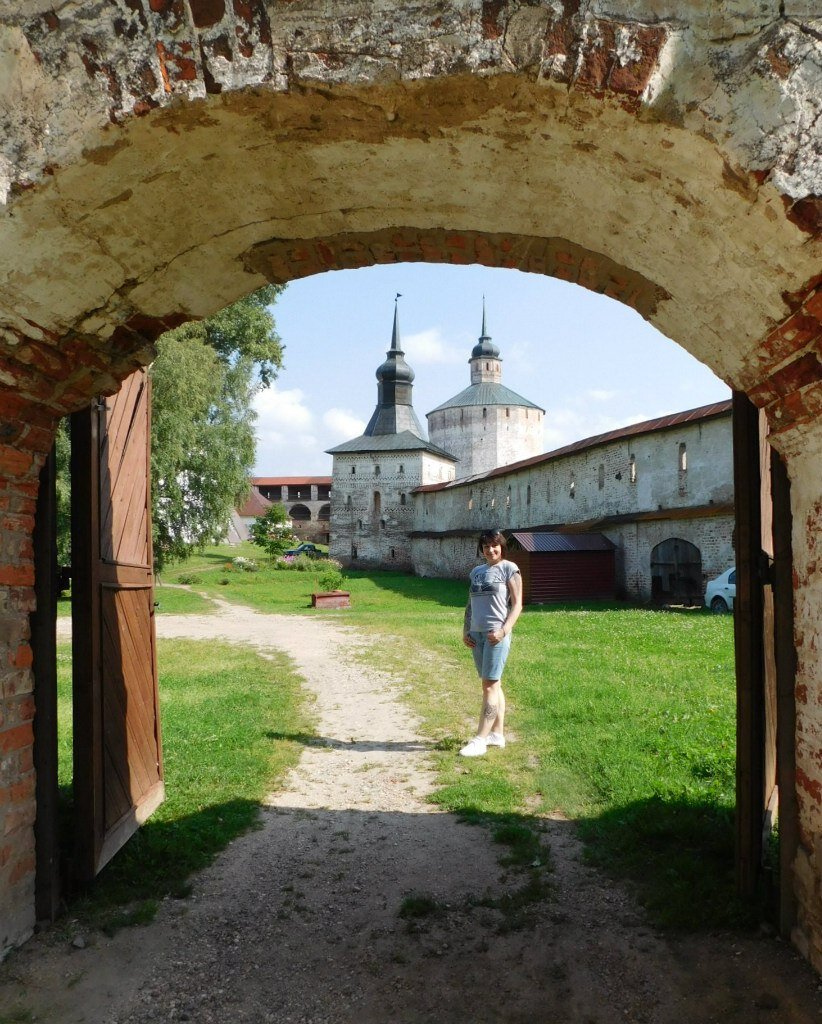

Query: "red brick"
<box><xmin>9</xmin><ymin>776</ymin><xmax>34</xmax><ymax>804</ymax></box>
<box><xmin>17</xmin><ymin>746</ymin><xmax>33</xmax><ymax>774</ymax></box>
<box><xmin>0</xmin><ymin>565</ymin><xmax>34</xmax><ymax>587</ymax></box>
<box><xmin>0</xmin><ymin>722</ymin><xmax>33</xmax><ymax>756</ymax></box>
<box><xmin>0</xmin><ymin>445</ymin><xmax>34</xmax><ymax>479</ymax></box>
<box><xmin>10</xmin><ymin>645</ymin><xmax>33</xmax><ymax>670</ymax></box>
<box><xmin>805</xmin><ymin>289</ymin><xmax>822</xmax><ymax>322</ymax></box>
<box><xmin>0</xmin><ymin>842</ymin><xmax>11</xmax><ymax>867</ymax></box>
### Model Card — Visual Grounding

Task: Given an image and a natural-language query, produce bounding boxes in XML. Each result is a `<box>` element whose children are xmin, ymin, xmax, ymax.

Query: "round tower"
<box><xmin>427</xmin><ymin>303</ymin><xmax>545</xmax><ymax>479</ymax></box>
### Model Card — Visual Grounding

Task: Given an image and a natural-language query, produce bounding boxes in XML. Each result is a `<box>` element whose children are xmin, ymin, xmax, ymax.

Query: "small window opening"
<box><xmin>506</xmin><ymin>408</ymin><xmax>510</xmax><ymax>418</ymax></box>
<box><xmin>630</xmin><ymin>455</ymin><xmax>637</xmax><ymax>484</ymax></box>
<box><xmin>679</xmin><ymin>443</ymin><xmax>687</xmax><ymax>472</ymax></box>
<box><xmin>399</xmin><ymin>464</ymin><xmax>404</xmax><ymax>474</ymax></box>
<box><xmin>506</xmin><ymin>485</ymin><xmax>511</xmax><ymax>509</ymax></box>
<box><xmin>373</xmin><ymin>491</ymin><xmax>381</xmax><ymax>514</ymax></box>
<box><xmin>380</xmin><ymin>518</ymin><xmax>386</xmax><ymax>530</ymax></box>
<box><xmin>351</xmin><ymin>465</ymin><xmax>356</xmax><ymax>475</ymax></box>
<box><xmin>374</xmin><ymin>465</ymin><xmax>380</xmax><ymax>476</ymax></box>
<box><xmin>486</xmin><ymin>362</ymin><xmax>489</xmax><ymax>370</ymax></box>
<box><xmin>598</xmin><ymin>464</ymin><xmax>605</xmax><ymax>490</ymax></box>
<box><xmin>400</xmin><ymin>493</ymin><xmax>406</xmax><ymax>506</ymax></box>
<box><xmin>357</xmin><ymin>519</ymin><xmax>362</xmax><ymax>529</ymax></box>
<box><xmin>570</xmin><ymin>474</ymin><xmax>576</xmax><ymax>499</ymax></box>
<box><xmin>346</xmin><ymin>495</ymin><xmax>352</xmax><ymax>508</ymax></box>
<box><xmin>390</xmin><ymin>547</ymin><xmax>395</xmax><ymax>558</ymax></box>
<box><xmin>482</xmin><ymin>407</ymin><xmax>487</xmax><ymax>419</ymax></box>
<box><xmin>468</xmin><ymin>495</ymin><xmax>474</xmax><ymax>510</ymax></box>
<box><xmin>527</xmin><ymin>484</ymin><xmax>531</xmax><ymax>505</ymax></box>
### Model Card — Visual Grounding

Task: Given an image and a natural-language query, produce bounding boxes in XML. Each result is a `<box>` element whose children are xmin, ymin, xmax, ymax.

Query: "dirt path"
<box><xmin>4</xmin><ymin>600</ymin><xmax>822</xmax><ymax>1023</ymax></box>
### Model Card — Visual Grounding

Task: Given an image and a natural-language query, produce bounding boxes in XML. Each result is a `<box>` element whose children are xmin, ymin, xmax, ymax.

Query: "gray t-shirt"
<box><xmin>469</xmin><ymin>560</ymin><xmax>520</xmax><ymax>632</ymax></box>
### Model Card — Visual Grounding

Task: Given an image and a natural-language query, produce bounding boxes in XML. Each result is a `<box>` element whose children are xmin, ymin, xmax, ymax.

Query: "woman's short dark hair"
<box><xmin>477</xmin><ymin>529</ymin><xmax>507</xmax><ymax>555</ymax></box>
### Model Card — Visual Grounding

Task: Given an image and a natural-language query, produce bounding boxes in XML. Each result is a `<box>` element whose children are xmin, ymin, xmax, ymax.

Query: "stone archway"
<box><xmin>0</xmin><ymin>1</ymin><xmax>820</xmax><ymax>966</ymax></box>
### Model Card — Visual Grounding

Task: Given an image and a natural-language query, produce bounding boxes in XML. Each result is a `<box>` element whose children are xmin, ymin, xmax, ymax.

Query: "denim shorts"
<box><xmin>470</xmin><ymin>630</ymin><xmax>512</xmax><ymax>681</ymax></box>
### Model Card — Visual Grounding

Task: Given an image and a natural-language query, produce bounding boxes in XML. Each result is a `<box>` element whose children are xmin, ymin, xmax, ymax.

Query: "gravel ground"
<box><xmin>3</xmin><ymin>600</ymin><xmax>822</xmax><ymax>1023</ymax></box>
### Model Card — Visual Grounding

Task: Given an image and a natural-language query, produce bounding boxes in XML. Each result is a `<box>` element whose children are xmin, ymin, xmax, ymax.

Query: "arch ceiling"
<box><xmin>0</xmin><ymin>1</ymin><xmax>818</xmax><ymax>456</ymax></box>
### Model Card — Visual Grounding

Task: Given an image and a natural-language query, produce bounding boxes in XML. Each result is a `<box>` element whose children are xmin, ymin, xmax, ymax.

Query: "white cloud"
<box><xmin>253</xmin><ymin>385</ymin><xmax>322</xmax><ymax>473</ymax></box>
<box><xmin>586</xmin><ymin>389</ymin><xmax>618</xmax><ymax>402</ymax></box>
<box><xmin>323</xmin><ymin>408</ymin><xmax>366</xmax><ymax>439</ymax></box>
<box><xmin>254</xmin><ymin>385</ymin><xmax>314</xmax><ymax>432</ymax></box>
<box><xmin>543</xmin><ymin>407</ymin><xmax>653</xmax><ymax>451</ymax></box>
<box><xmin>403</xmin><ymin>328</ymin><xmax>463</xmax><ymax>365</ymax></box>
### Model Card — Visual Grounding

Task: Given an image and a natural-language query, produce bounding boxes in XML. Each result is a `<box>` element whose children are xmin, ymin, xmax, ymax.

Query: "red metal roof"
<box><xmin>252</xmin><ymin>476</ymin><xmax>332</xmax><ymax>486</ymax></box>
<box><xmin>237</xmin><ymin>490</ymin><xmax>272</xmax><ymax>517</ymax></box>
<box><xmin>415</xmin><ymin>399</ymin><xmax>732</xmax><ymax>492</ymax></box>
<box><xmin>509</xmin><ymin>531</ymin><xmax>615</xmax><ymax>553</ymax></box>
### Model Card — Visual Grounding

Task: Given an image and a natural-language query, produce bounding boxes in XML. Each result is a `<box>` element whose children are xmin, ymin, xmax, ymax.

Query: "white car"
<box><xmin>705</xmin><ymin>567</ymin><xmax>736</xmax><ymax>613</ymax></box>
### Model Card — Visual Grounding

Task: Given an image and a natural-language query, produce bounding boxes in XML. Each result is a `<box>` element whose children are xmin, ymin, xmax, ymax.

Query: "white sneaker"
<box><xmin>486</xmin><ymin>732</ymin><xmax>506</xmax><ymax>748</ymax></box>
<box><xmin>459</xmin><ymin>736</ymin><xmax>488</xmax><ymax>757</ymax></box>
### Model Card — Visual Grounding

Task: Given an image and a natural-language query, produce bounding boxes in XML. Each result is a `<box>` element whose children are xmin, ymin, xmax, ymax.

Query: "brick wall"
<box><xmin>0</xmin><ymin>442</ymin><xmax>47</xmax><ymax>955</ymax></box>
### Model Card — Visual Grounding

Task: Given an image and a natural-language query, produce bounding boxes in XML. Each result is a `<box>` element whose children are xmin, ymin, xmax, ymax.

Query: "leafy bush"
<box><xmin>318</xmin><ymin>567</ymin><xmax>344</xmax><ymax>592</ymax></box>
<box><xmin>177</xmin><ymin>573</ymin><xmax>200</xmax><ymax>585</ymax></box>
<box><xmin>232</xmin><ymin>556</ymin><xmax>258</xmax><ymax>572</ymax></box>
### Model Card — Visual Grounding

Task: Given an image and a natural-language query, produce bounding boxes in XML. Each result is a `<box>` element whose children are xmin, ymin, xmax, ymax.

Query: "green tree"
<box><xmin>249</xmin><ymin>503</ymin><xmax>296</xmax><ymax>560</ymax></box>
<box><xmin>55</xmin><ymin>287</ymin><xmax>286</xmax><ymax>569</ymax></box>
<box><xmin>150</xmin><ymin>286</ymin><xmax>285</xmax><ymax>568</ymax></box>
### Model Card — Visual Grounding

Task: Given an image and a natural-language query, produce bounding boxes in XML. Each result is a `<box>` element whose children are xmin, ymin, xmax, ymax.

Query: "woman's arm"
<box><xmin>488</xmin><ymin>572</ymin><xmax>523</xmax><ymax>644</ymax></box>
<box><xmin>462</xmin><ymin>599</ymin><xmax>476</xmax><ymax>647</ymax></box>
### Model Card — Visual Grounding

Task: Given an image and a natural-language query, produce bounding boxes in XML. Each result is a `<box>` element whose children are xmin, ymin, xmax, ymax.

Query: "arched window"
<box><xmin>346</xmin><ymin>495</ymin><xmax>352</xmax><ymax>509</ymax></box>
<box><xmin>318</xmin><ymin>503</ymin><xmax>331</xmax><ymax>521</ymax></box>
<box><xmin>598</xmin><ymin>464</ymin><xmax>605</xmax><ymax>490</ymax></box>
<box><xmin>630</xmin><ymin>455</ymin><xmax>637</xmax><ymax>484</ymax></box>
<box><xmin>569</xmin><ymin>474</ymin><xmax>575</xmax><ymax>499</ymax></box>
<box><xmin>679</xmin><ymin>443</ymin><xmax>687</xmax><ymax>472</ymax></box>
<box><xmin>373</xmin><ymin>490</ymin><xmax>381</xmax><ymax>515</ymax></box>
<box><xmin>289</xmin><ymin>503</ymin><xmax>311</xmax><ymax>522</ymax></box>
<box><xmin>400</xmin><ymin>493</ymin><xmax>406</xmax><ymax>506</ymax></box>
<box><xmin>506</xmin><ymin>485</ymin><xmax>511</xmax><ymax>509</ymax></box>
<box><xmin>374</xmin><ymin>464</ymin><xmax>380</xmax><ymax>476</ymax></box>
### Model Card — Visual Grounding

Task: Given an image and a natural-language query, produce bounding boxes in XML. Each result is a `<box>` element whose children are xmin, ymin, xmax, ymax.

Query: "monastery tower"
<box><xmin>327</xmin><ymin>300</ymin><xmax>456</xmax><ymax>569</ymax></box>
<box><xmin>426</xmin><ymin>304</ymin><xmax>544</xmax><ymax>479</ymax></box>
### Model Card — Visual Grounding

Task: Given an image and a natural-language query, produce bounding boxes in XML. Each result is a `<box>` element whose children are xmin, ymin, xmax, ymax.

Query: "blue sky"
<box><xmin>253</xmin><ymin>263</ymin><xmax>731</xmax><ymax>477</ymax></box>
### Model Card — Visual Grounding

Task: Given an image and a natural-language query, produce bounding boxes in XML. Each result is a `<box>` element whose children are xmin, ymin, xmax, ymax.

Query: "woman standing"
<box><xmin>460</xmin><ymin>529</ymin><xmax>523</xmax><ymax>757</ymax></box>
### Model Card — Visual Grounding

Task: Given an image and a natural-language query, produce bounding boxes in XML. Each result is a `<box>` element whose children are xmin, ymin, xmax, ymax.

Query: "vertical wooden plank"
<box><xmin>70</xmin><ymin>402</ymin><xmax>104</xmax><ymax>881</ymax></box>
<box><xmin>32</xmin><ymin>445</ymin><xmax>60</xmax><ymax>920</ymax></box>
<box><xmin>772</xmin><ymin>448</ymin><xmax>798</xmax><ymax>937</ymax></box>
<box><xmin>733</xmin><ymin>391</ymin><xmax>765</xmax><ymax>897</ymax></box>
<box><xmin>760</xmin><ymin>411</ymin><xmax>778</xmax><ymax>829</ymax></box>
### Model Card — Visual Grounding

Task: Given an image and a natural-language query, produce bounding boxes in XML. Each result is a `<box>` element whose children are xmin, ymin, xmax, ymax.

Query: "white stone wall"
<box><xmin>411</xmin><ymin>413</ymin><xmax>734</xmax><ymax>599</ymax></box>
<box><xmin>330</xmin><ymin>450</ymin><xmax>454</xmax><ymax>569</ymax></box>
<box><xmin>428</xmin><ymin>404</ymin><xmax>544</xmax><ymax>479</ymax></box>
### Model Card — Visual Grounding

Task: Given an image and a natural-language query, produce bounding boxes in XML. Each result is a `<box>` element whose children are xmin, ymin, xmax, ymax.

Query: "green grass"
<box><xmin>159</xmin><ymin>546</ymin><xmax>743</xmax><ymax>929</ymax></box>
<box><xmin>152</xmin><ymin>584</ymin><xmax>216</xmax><ymax>615</ymax></box>
<box><xmin>56</xmin><ymin>637</ymin><xmax>313</xmax><ymax>931</ymax></box>
<box><xmin>68</xmin><ymin>545</ymin><xmax>745</xmax><ymax>930</ymax></box>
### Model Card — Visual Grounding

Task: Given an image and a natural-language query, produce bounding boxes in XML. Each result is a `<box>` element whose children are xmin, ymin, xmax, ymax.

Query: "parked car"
<box><xmin>284</xmin><ymin>542</ymin><xmax>322</xmax><ymax>558</ymax></box>
<box><xmin>705</xmin><ymin>567</ymin><xmax>736</xmax><ymax>613</ymax></box>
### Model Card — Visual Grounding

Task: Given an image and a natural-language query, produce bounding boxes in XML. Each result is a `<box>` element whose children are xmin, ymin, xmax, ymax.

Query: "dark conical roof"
<box><xmin>376</xmin><ymin>302</ymin><xmax>415</xmax><ymax>384</ymax></box>
<box><xmin>471</xmin><ymin>299</ymin><xmax>500</xmax><ymax>359</ymax></box>
<box><xmin>362</xmin><ymin>298</ymin><xmax>424</xmax><ymax>438</ymax></box>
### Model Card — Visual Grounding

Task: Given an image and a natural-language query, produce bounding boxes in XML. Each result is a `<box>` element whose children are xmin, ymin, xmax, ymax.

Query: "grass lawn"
<box><xmin>56</xmin><ymin>636</ymin><xmax>313</xmax><ymax>931</ymax></box>
<box><xmin>157</xmin><ymin>545</ymin><xmax>745</xmax><ymax>929</ymax></box>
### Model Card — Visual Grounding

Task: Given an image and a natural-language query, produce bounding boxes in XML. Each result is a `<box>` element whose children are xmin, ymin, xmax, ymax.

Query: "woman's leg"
<box><xmin>492</xmin><ymin>683</ymin><xmax>505</xmax><ymax>736</ymax></box>
<box><xmin>477</xmin><ymin>679</ymin><xmax>502</xmax><ymax>738</ymax></box>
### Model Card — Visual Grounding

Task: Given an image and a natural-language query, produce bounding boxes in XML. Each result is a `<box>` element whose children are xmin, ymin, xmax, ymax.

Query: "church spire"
<box><xmin>363</xmin><ymin>296</ymin><xmax>425</xmax><ymax>438</ymax></box>
<box><xmin>470</xmin><ymin>298</ymin><xmax>502</xmax><ymax>385</ymax></box>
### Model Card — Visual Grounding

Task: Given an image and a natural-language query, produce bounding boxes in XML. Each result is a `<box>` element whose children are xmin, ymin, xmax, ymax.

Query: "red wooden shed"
<box><xmin>507</xmin><ymin>532</ymin><xmax>616</xmax><ymax>604</ymax></box>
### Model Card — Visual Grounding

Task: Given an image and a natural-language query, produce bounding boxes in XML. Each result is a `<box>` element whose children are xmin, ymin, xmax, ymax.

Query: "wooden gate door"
<box><xmin>71</xmin><ymin>368</ymin><xmax>164</xmax><ymax>881</ymax></box>
<box><xmin>733</xmin><ymin>392</ymin><xmax>797</xmax><ymax>930</ymax></box>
